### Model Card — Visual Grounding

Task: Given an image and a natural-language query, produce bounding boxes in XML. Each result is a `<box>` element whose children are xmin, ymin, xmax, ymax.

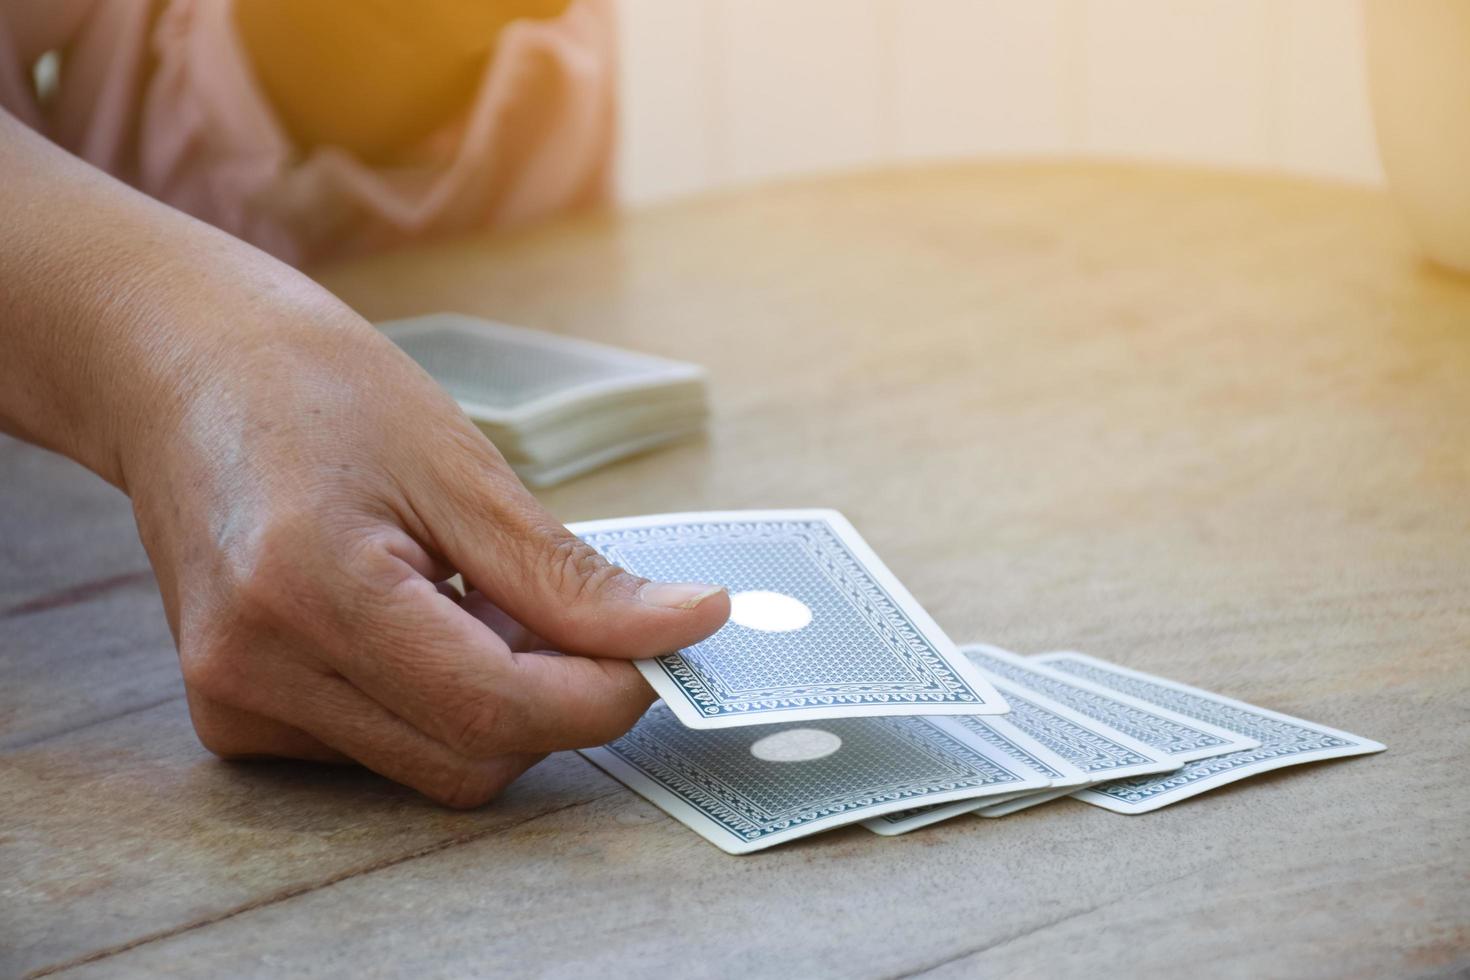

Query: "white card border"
<box><xmin>861</xmin><ymin>788</ymin><xmax>1038</xmax><ymax>836</ymax></box>
<box><xmin>973</xmin><ymin>785</ymin><xmax>1082</xmax><ymax>818</ymax></box>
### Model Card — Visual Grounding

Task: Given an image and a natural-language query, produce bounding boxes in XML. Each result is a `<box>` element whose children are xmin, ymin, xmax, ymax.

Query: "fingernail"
<box><xmin>638</xmin><ymin>582</ymin><xmax>726</xmax><ymax>610</ymax></box>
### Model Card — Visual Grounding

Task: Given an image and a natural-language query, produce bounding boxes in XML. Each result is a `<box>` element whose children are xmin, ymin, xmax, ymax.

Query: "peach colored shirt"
<box><xmin>0</xmin><ymin>0</ymin><xmax>616</xmax><ymax>266</ymax></box>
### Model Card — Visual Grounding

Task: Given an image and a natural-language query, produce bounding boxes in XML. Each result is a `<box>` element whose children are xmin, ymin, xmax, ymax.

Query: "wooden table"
<box><xmin>4</xmin><ymin>164</ymin><xmax>1468</xmax><ymax>978</ymax></box>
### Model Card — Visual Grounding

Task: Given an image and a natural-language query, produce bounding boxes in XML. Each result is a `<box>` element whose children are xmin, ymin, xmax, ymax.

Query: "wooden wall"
<box><xmin>615</xmin><ymin>0</ymin><xmax>1384</xmax><ymax>204</ymax></box>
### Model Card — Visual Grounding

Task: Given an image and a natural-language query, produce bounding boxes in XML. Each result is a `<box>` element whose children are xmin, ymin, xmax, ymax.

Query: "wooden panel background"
<box><xmin>615</xmin><ymin>0</ymin><xmax>1385</xmax><ymax>206</ymax></box>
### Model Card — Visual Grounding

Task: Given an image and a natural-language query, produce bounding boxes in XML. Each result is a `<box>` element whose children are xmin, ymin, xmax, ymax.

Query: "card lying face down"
<box><xmin>963</xmin><ymin>645</ymin><xmax>1260</xmax><ymax>765</ymax></box>
<box><xmin>967</xmin><ymin>688</ymin><xmax>1189</xmax><ymax>818</ymax></box>
<box><xmin>865</xmin><ymin>670</ymin><xmax>1185</xmax><ymax>830</ymax></box>
<box><xmin>1035</xmin><ymin>652</ymin><xmax>1386</xmax><ymax>814</ymax></box>
<box><xmin>579</xmin><ymin>703</ymin><xmax>1049</xmax><ymax>854</ymax></box>
<box><xmin>861</xmin><ymin>714</ymin><xmax>1091</xmax><ymax>836</ymax></box>
<box><xmin>569</xmin><ymin>511</ymin><xmax>1007</xmax><ymax>729</ymax></box>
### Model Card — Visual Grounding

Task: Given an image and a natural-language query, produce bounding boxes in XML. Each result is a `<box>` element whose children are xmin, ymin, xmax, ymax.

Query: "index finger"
<box><xmin>317</xmin><ymin>564</ymin><xmax>654</xmax><ymax>759</ymax></box>
<box><xmin>490</xmin><ymin>649</ymin><xmax>658</xmax><ymax>753</ymax></box>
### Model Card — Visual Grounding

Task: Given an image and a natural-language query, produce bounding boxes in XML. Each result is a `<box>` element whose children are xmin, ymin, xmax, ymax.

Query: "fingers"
<box><xmin>460</xmin><ymin>590</ymin><xmax>545</xmax><ymax>652</ymax></box>
<box><xmin>287</xmin><ymin>672</ymin><xmax>545</xmax><ymax>809</ymax></box>
<box><xmin>322</xmin><ymin>568</ymin><xmax>657</xmax><ymax>757</ymax></box>
<box><xmin>493</xmin><ymin>649</ymin><xmax>658</xmax><ymax>752</ymax></box>
<box><xmin>187</xmin><ymin>524</ymin><xmax>656</xmax><ymax>797</ymax></box>
<box><xmin>414</xmin><ymin>459</ymin><xmax>730</xmax><ymax>659</ymax></box>
<box><xmin>187</xmin><ymin>691</ymin><xmax>348</xmax><ymax>763</ymax></box>
<box><xmin>193</xmin><ymin>655</ymin><xmax>543</xmax><ymax>808</ymax></box>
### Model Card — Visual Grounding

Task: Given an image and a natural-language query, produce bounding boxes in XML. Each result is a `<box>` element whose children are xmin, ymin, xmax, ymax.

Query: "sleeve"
<box><xmin>136</xmin><ymin>0</ymin><xmax>616</xmax><ymax>266</ymax></box>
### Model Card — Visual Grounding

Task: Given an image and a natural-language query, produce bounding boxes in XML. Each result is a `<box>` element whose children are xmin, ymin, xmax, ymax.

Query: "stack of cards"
<box><xmin>570</xmin><ymin>510</ymin><xmax>1386</xmax><ymax>854</ymax></box>
<box><xmin>378</xmin><ymin>313</ymin><xmax>706</xmax><ymax>487</ymax></box>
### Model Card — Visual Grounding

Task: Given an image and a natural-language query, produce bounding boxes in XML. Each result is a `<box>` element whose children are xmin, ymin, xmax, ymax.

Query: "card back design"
<box><xmin>1037</xmin><ymin>652</ymin><xmax>1386</xmax><ymax>813</ymax></box>
<box><xmin>965</xmin><ymin>645</ymin><xmax>1256</xmax><ymax>762</ymax></box>
<box><xmin>573</xmin><ymin>511</ymin><xmax>1005</xmax><ymax>728</ymax></box>
<box><xmin>864</xmin><ymin>715</ymin><xmax>1081</xmax><ymax>834</ymax></box>
<box><xmin>988</xmin><ymin>684</ymin><xmax>1162</xmax><ymax>775</ymax></box>
<box><xmin>582</xmin><ymin>706</ymin><xmax>1036</xmax><ymax>853</ymax></box>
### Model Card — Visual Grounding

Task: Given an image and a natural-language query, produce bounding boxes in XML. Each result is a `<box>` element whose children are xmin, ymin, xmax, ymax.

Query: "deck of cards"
<box><xmin>379</xmin><ymin>313</ymin><xmax>706</xmax><ymax>487</ymax></box>
<box><xmin>570</xmin><ymin>510</ymin><xmax>1386</xmax><ymax>854</ymax></box>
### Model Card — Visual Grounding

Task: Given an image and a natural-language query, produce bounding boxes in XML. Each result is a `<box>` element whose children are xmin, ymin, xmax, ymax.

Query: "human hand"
<box><xmin>125</xmin><ymin>298</ymin><xmax>728</xmax><ymax>807</ymax></box>
<box><xmin>0</xmin><ymin>108</ymin><xmax>725</xmax><ymax>806</ymax></box>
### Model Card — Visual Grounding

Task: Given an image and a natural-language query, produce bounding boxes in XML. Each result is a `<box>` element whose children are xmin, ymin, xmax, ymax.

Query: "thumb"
<box><xmin>421</xmin><ymin>473</ymin><xmax>729</xmax><ymax>659</ymax></box>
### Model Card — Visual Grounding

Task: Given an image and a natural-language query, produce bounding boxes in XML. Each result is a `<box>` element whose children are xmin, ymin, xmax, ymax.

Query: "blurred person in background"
<box><xmin>0</xmin><ymin>0</ymin><xmax>731</xmax><ymax>807</ymax></box>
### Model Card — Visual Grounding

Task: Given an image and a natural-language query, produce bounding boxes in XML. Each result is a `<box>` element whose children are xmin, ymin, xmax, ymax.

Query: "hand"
<box><xmin>0</xmin><ymin>108</ymin><xmax>724</xmax><ymax>806</ymax></box>
<box><xmin>125</xmin><ymin>300</ymin><xmax>729</xmax><ymax>807</ymax></box>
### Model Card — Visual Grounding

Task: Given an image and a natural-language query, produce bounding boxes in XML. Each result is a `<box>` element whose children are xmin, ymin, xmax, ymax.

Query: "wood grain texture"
<box><xmin>0</xmin><ymin>439</ymin><xmax>147</xmax><ymax>609</ymax></box>
<box><xmin>2</xmin><ymin>164</ymin><xmax>1466</xmax><ymax>978</ymax></box>
<box><xmin>0</xmin><ymin>576</ymin><xmax>177</xmax><ymax>751</ymax></box>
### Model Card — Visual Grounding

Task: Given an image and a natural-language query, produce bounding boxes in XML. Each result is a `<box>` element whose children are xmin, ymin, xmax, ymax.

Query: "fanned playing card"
<box><xmin>1034</xmin><ymin>652</ymin><xmax>1386</xmax><ymax>814</ymax></box>
<box><xmin>956</xmin><ymin>671</ymin><xmax>1182</xmax><ymax>817</ymax></box>
<box><xmin>570</xmin><ymin>511</ymin><xmax>1007</xmax><ymax>729</ymax></box>
<box><xmin>963</xmin><ymin>645</ymin><xmax>1259</xmax><ymax>764</ymax></box>
<box><xmin>580</xmin><ymin>703</ymin><xmax>1049</xmax><ymax>854</ymax></box>
<box><xmin>862</xmin><ymin>715</ymin><xmax>1089</xmax><ymax>836</ymax></box>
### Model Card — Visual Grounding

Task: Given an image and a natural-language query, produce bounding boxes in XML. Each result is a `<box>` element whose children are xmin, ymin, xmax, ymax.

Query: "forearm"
<box><xmin>0</xmin><ymin>108</ymin><xmax>349</xmax><ymax>491</ymax></box>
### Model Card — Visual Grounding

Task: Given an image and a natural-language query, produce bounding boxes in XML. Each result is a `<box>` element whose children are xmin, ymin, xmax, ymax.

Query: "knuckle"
<box><xmin>444</xmin><ymin>691</ymin><xmax>509</xmax><ymax>758</ymax></box>
<box><xmin>342</xmin><ymin>529</ymin><xmax>424</xmax><ymax>595</ymax></box>
<box><xmin>529</xmin><ymin>526</ymin><xmax>637</xmax><ymax>604</ymax></box>
<box><xmin>178</xmin><ymin>636</ymin><xmax>251</xmax><ymax>706</ymax></box>
<box><xmin>188</xmin><ymin>702</ymin><xmax>247</xmax><ymax>759</ymax></box>
<box><xmin>224</xmin><ymin>510</ymin><xmax>319</xmax><ymax>627</ymax></box>
<box><xmin>429</xmin><ymin>765</ymin><xmax>505</xmax><ymax>810</ymax></box>
<box><xmin>431</xmin><ymin>433</ymin><xmax>524</xmax><ymax>519</ymax></box>
<box><xmin>232</xmin><ymin>570</ymin><xmax>289</xmax><ymax>629</ymax></box>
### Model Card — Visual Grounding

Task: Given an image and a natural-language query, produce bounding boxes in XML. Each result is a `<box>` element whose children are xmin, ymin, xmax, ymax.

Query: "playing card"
<box><xmin>952</xmin><ymin>673</ymin><xmax>1182</xmax><ymax>818</ymax></box>
<box><xmin>580</xmin><ymin>703</ymin><xmax>1049</xmax><ymax>854</ymax></box>
<box><xmin>513</xmin><ymin>424</ymin><xmax>706</xmax><ymax>488</ymax></box>
<box><xmin>1034</xmin><ymin>652</ymin><xmax>1387</xmax><ymax>814</ymax></box>
<box><xmin>964</xmin><ymin>645</ymin><xmax>1260</xmax><ymax>763</ymax></box>
<box><xmin>862</xmin><ymin>715</ymin><xmax>1088</xmax><ymax>836</ymax></box>
<box><xmin>377</xmin><ymin>312</ymin><xmax>705</xmax><ymax>426</ymax></box>
<box><xmin>378</xmin><ymin>314</ymin><xmax>708</xmax><ymax>487</ymax></box>
<box><xmin>971</xmin><ymin>785</ymin><xmax>1082</xmax><ymax>818</ymax></box>
<box><xmin>570</xmin><ymin>511</ymin><xmax>1008</xmax><ymax>729</ymax></box>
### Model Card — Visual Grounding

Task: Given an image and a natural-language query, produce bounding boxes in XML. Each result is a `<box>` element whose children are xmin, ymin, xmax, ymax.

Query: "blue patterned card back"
<box><xmin>1036</xmin><ymin>652</ymin><xmax>1386</xmax><ymax>813</ymax></box>
<box><xmin>581</xmin><ymin>704</ymin><xmax>1039</xmax><ymax>853</ymax></box>
<box><xmin>571</xmin><ymin>511</ymin><xmax>1005</xmax><ymax>728</ymax></box>
<box><xmin>867</xmin><ymin>715</ymin><xmax>1079</xmax><ymax>831</ymax></box>
<box><xmin>981</xmin><ymin>681</ymin><xmax>1167</xmax><ymax>776</ymax></box>
<box><xmin>964</xmin><ymin>645</ymin><xmax>1257</xmax><ymax>762</ymax></box>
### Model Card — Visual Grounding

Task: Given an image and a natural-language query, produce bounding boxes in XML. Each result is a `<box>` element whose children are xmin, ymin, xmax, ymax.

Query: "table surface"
<box><xmin>3</xmin><ymin>164</ymin><xmax>1468</xmax><ymax>979</ymax></box>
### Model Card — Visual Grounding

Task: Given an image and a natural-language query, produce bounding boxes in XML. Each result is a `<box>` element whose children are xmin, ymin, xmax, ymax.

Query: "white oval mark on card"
<box><xmin>728</xmin><ymin>590</ymin><xmax>813</xmax><ymax>632</ymax></box>
<box><xmin>749</xmin><ymin>728</ymin><xmax>843</xmax><ymax>763</ymax></box>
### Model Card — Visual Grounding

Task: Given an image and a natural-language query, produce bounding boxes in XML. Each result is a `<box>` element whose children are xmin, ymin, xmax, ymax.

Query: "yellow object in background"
<box><xmin>234</xmin><ymin>0</ymin><xmax>574</xmax><ymax>163</ymax></box>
